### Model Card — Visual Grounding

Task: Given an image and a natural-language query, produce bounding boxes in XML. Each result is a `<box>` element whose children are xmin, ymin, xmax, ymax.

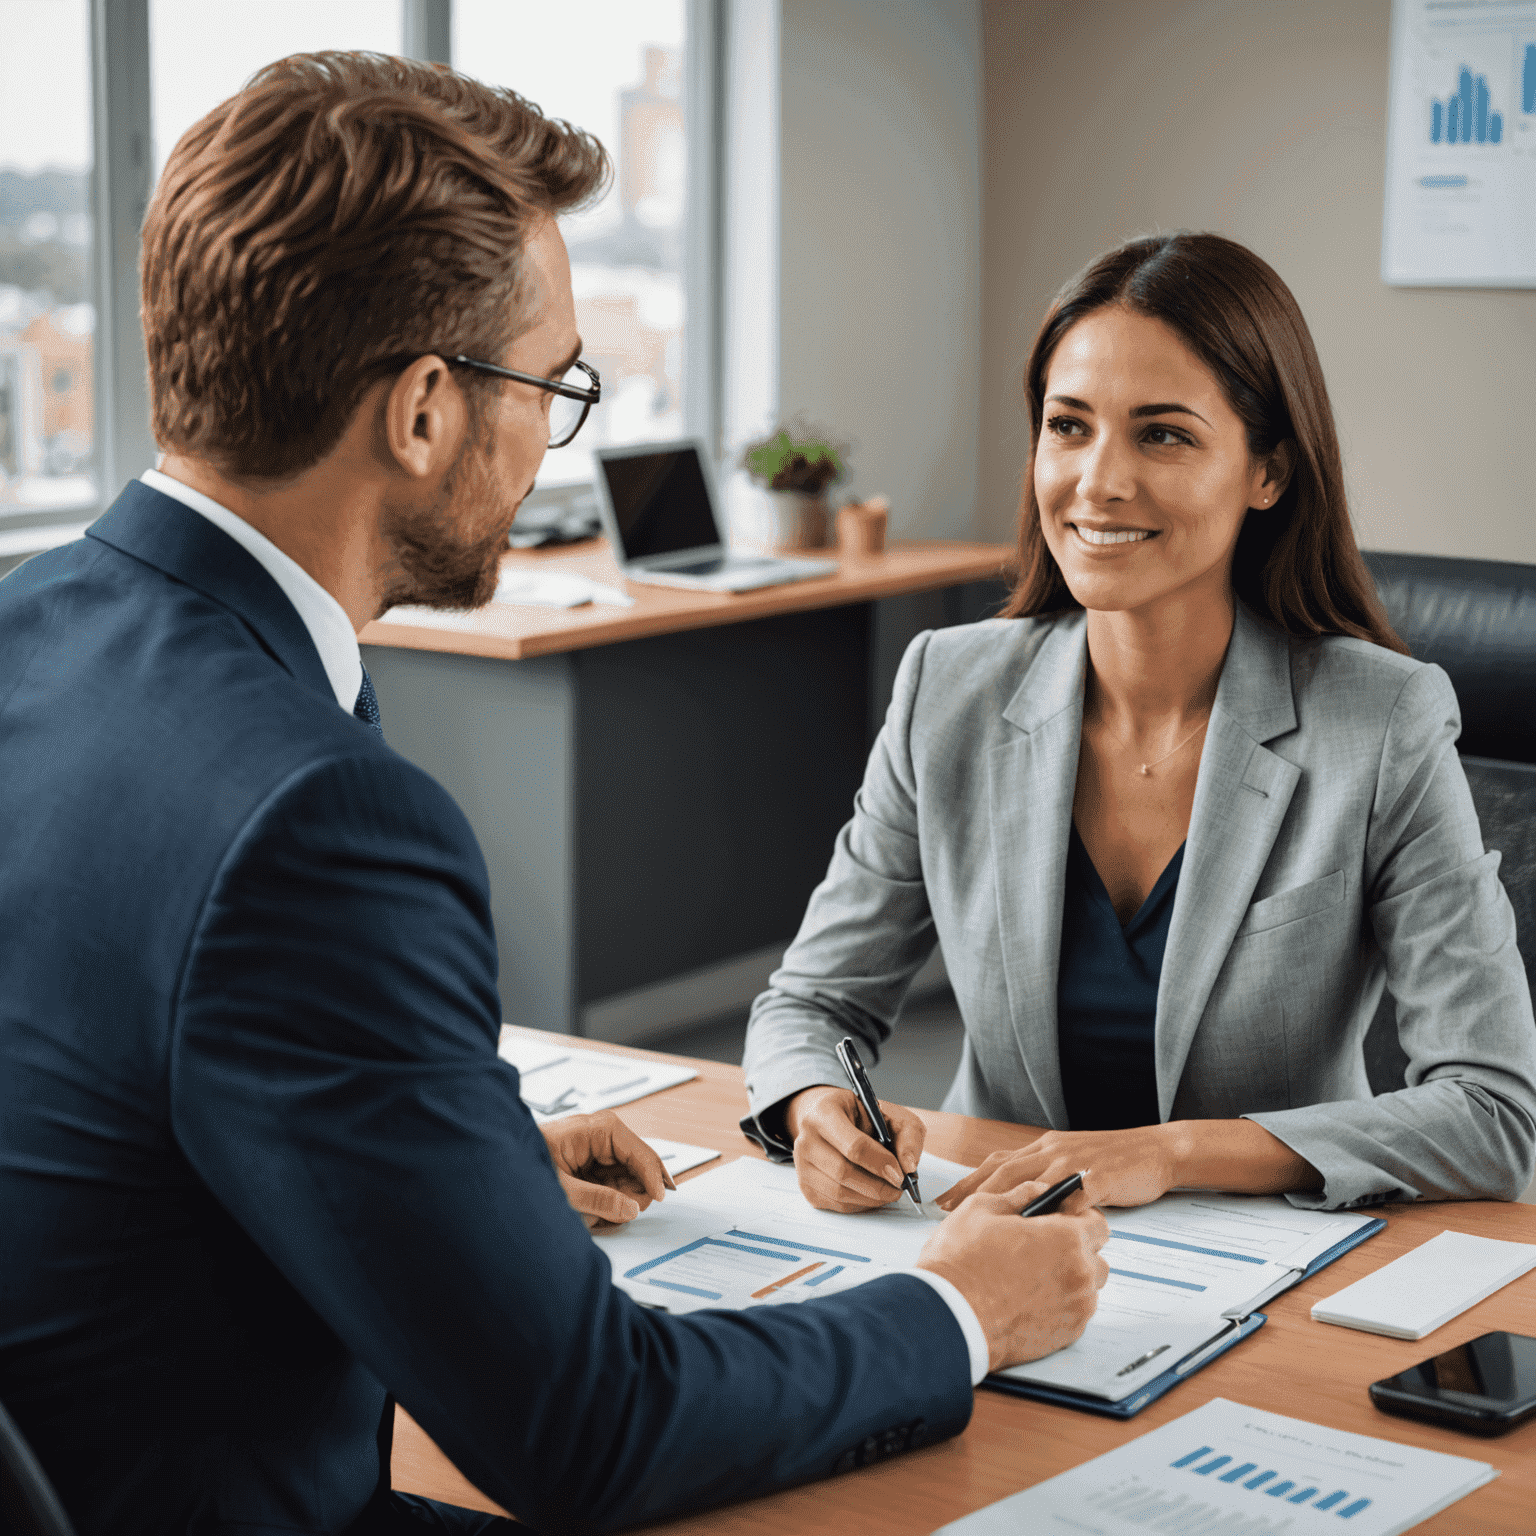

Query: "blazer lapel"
<box><xmin>86</xmin><ymin>479</ymin><xmax>335</xmax><ymax>705</ymax></box>
<box><xmin>1156</xmin><ymin>606</ymin><xmax>1300</xmax><ymax>1118</ymax></box>
<box><xmin>988</xmin><ymin>614</ymin><xmax>1087</xmax><ymax>1129</ymax></box>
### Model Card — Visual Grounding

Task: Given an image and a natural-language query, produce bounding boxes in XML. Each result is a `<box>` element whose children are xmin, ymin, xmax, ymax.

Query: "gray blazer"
<box><xmin>743</xmin><ymin>604</ymin><xmax>1536</xmax><ymax>1209</ymax></box>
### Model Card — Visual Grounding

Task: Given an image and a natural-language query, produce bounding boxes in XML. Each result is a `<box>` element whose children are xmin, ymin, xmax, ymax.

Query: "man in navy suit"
<box><xmin>0</xmin><ymin>52</ymin><xmax>1108</xmax><ymax>1535</ymax></box>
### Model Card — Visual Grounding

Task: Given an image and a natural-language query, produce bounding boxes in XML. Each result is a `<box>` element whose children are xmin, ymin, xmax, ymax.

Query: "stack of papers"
<box><xmin>497</xmin><ymin>1030</ymin><xmax>696</xmax><ymax>1122</ymax></box>
<box><xmin>934</xmin><ymin>1396</ymin><xmax>1497</xmax><ymax>1536</ymax></box>
<box><xmin>1311</xmin><ymin>1229</ymin><xmax>1536</xmax><ymax>1339</ymax></box>
<box><xmin>595</xmin><ymin>1153</ymin><xmax>973</xmax><ymax>1311</ymax></box>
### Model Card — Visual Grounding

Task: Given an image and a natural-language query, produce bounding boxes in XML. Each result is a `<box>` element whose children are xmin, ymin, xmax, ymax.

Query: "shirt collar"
<box><xmin>140</xmin><ymin>469</ymin><xmax>363</xmax><ymax>714</ymax></box>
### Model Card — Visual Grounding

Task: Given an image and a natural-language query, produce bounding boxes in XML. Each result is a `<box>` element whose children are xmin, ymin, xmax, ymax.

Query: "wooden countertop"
<box><xmin>392</xmin><ymin>1029</ymin><xmax>1536</xmax><ymax>1532</ymax></box>
<box><xmin>359</xmin><ymin>539</ymin><xmax>1014</xmax><ymax>661</ymax></box>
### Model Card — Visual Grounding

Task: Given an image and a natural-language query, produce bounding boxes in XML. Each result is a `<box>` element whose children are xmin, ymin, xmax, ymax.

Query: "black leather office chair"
<box><xmin>0</xmin><ymin>1401</ymin><xmax>76</xmax><ymax>1536</ymax></box>
<box><xmin>1359</xmin><ymin>552</ymin><xmax>1536</xmax><ymax>1094</ymax></box>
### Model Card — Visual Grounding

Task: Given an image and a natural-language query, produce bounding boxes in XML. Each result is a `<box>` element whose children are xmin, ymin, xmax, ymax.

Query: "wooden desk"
<box><xmin>360</xmin><ymin>542</ymin><xmax>1012</xmax><ymax>1036</ymax></box>
<box><xmin>360</xmin><ymin>539</ymin><xmax>1013</xmax><ymax>661</ymax></box>
<box><xmin>393</xmin><ymin>1030</ymin><xmax>1536</xmax><ymax>1533</ymax></box>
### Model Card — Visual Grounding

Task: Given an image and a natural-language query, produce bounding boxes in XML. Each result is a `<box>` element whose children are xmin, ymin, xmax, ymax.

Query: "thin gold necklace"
<box><xmin>1100</xmin><ymin>709</ymin><xmax>1211</xmax><ymax>777</ymax></box>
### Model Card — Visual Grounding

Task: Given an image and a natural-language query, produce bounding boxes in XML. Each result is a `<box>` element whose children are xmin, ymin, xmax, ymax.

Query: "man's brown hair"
<box><xmin>141</xmin><ymin>52</ymin><xmax>608</xmax><ymax>481</ymax></box>
<box><xmin>1002</xmin><ymin>232</ymin><xmax>1406</xmax><ymax>654</ymax></box>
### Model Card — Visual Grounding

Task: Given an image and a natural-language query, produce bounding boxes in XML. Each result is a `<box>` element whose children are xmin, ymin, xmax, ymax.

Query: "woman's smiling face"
<box><xmin>1034</xmin><ymin>305</ymin><xmax>1282</xmax><ymax>620</ymax></box>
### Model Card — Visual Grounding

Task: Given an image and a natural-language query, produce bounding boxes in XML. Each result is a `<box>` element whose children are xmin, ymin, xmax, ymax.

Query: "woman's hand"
<box><xmin>541</xmin><ymin>1111</ymin><xmax>670</xmax><ymax>1228</ymax></box>
<box><xmin>935</xmin><ymin>1119</ymin><xmax>1322</xmax><ymax>1211</ymax></box>
<box><xmin>784</xmin><ymin>1085</ymin><xmax>926</xmax><ymax>1213</ymax></box>
<box><xmin>937</xmin><ymin>1126</ymin><xmax>1180</xmax><ymax>1212</ymax></box>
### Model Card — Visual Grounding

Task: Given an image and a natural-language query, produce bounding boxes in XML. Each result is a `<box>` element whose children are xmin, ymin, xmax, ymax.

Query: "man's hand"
<box><xmin>541</xmin><ymin>1111</ymin><xmax>670</xmax><ymax>1228</ymax></box>
<box><xmin>918</xmin><ymin>1182</ymin><xmax>1110</xmax><ymax>1372</ymax></box>
<box><xmin>784</xmin><ymin>1084</ymin><xmax>926</xmax><ymax>1213</ymax></box>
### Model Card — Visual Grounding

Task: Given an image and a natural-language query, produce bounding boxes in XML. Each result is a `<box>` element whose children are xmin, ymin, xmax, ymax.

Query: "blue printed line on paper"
<box><xmin>705</xmin><ymin>1239</ymin><xmax>807</xmax><ymax>1261</ymax></box>
<box><xmin>1339</xmin><ymin>1498</ymin><xmax>1371</xmax><ymax>1518</ymax></box>
<box><xmin>1108</xmin><ymin>1229</ymin><xmax>1268</xmax><ymax>1265</ymax></box>
<box><xmin>1314</xmin><ymin>1491</ymin><xmax>1348</xmax><ymax>1511</ymax></box>
<box><xmin>626</xmin><ymin>1238</ymin><xmax>714</xmax><ymax>1279</ymax></box>
<box><xmin>1109</xmin><ymin>1267</ymin><xmax>1207</xmax><ymax>1292</ymax></box>
<box><xmin>1245</xmin><ymin>1471</ymin><xmax>1276</xmax><ymax>1490</ymax></box>
<box><xmin>1218</xmin><ymin>1463</ymin><xmax>1257</xmax><ymax>1483</ymax></box>
<box><xmin>805</xmin><ymin>1264</ymin><xmax>846</xmax><ymax>1287</ymax></box>
<box><xmin>1289</xmin><ymin>1487</ymin><xmax>1320</xmax><ymax>1503</ymax></box>
<box><xmin>1170</xmin><ymin>1447</ymin><xmax>1212</xmax><ymax>1468</ymax></box>
<box><xmin>645</xmin><ymin>1279</ymin><xmax>722</xmax><ymax>1299</ymax></box>
<box><xmin>1266</xmin><ymin>1481</ymin><xmax>1296</xmax><ymax>1498</ymax></box>
<box><xmin>726</xmin><ymin>1230</ymin><xmax>873</xmax><ymax>1263</ymax></box>
<box><xmin>1193</xmin><ymin>1455</ymin><xmax>1231</xmax><ymax>1476</ymax></box>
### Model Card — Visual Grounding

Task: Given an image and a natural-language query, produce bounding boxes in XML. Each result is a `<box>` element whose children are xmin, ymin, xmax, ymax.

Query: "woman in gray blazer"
<box><xmin>742</xmin><ymin>232</ymin><xmax>1536</xmax><ymax>1215</ymax></box>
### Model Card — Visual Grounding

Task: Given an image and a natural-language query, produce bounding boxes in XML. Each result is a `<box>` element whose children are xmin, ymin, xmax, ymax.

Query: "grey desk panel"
<box><xmin>572</xmin><ymin>604</ymin><xmax>870</xmax><ymax>1003</ymax></box>
<box><xmin>362</xmin><ymin>643</ymin><xmax>577</xmax><ymax>1034</ymax></box>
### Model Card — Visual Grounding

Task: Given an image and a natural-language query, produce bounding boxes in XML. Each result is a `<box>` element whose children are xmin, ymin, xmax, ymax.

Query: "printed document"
<box><xmin>994</xmin><ymin>1194</ymin><xmax>1379</xmax><ymax>1401</ymax></box>
<box><xmin>497</xmin><ymin>1029</ymin><xmax>696</xmax><ymax>1121</ymax></box>
<box><xmin>595</xmin><ymin>1153</ymin><xmax>972</xmax><ymax>1312</ymax></box>
<box><xmin>599</xmin><ymin>1166</ymin><xmax>1376</xmax><ymax>1403</ymax></box>
<box><xmin>933</xmin><ymin>1396</ymin><xmax>1497</xmax><ymax>1536</ymax></box>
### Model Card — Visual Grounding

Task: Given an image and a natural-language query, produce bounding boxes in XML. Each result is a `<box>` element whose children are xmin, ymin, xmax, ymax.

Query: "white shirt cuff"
<box><xmin>900</xmin><ymin>1268</ymin><xmax>989</xmax><ymax>1385</ymax></box>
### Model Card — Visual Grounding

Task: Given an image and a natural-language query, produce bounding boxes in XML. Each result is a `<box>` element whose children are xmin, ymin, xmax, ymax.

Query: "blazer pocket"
<box><xmin>1236</xmin><ymin>869</ymin><xmax>1346</xmax><ymax>938</ymax></box>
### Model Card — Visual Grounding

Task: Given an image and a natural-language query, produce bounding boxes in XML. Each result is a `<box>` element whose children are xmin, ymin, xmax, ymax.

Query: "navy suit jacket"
<box><xmin>0</xmin><ymin>481</ymin><xmax>972</xmax><ymax>1535</ymax></box>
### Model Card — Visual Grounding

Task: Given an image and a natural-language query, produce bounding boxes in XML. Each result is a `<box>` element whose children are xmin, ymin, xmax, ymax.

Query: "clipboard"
<box><xmin>985</xmin><ymin>1216</ymin><xmax>1386</xmax><ymax>1419</ymax></box>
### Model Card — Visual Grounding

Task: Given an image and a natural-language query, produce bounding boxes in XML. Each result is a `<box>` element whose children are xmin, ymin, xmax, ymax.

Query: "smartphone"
<box><xmin>1369</xmin><ymin>1331</ymin><xmax>1536</xmax><ymax>1436</ymax></box>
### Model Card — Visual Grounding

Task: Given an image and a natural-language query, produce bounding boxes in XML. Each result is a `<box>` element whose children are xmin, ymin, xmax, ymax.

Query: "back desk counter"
<box><xmin>360</xmin><ymin>538</ymin><xmax>1013</xmax><ymax>1040</ymax></box>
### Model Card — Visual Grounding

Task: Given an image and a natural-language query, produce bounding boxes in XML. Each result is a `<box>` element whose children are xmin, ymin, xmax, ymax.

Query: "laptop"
<box><xmin>592</xmin><ymin>438</ymin><xmax>837</xmax><ymax>593</ymax></box>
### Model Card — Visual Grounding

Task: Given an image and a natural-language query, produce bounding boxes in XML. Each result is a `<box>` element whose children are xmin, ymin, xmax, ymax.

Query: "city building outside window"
<box><xmin>1</xmin><ymin>0</ymin><xmax>717</xmax><ymax>552</ymax></box>
<box><xmin>0</xmin><ymin>0</ymin><xmax>97</xmax><ymax>519</ymax></box>
<box><xmin>455</xmin><ymin>0</ymin><xmax>694</xmax><ymax>489</ymax></box>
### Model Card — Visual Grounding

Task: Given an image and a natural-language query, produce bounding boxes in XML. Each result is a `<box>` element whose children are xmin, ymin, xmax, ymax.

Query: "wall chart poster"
<box><xmin>1383</xmin><ymin>0</ymin><xmax>1536</xmax><ymax>286</ymax></box>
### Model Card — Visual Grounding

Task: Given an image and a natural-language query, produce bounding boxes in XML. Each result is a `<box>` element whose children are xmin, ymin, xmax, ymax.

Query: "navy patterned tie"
<box><xmin>353</xmin><ymin>666</ymin><xmax>383</xmax><ymax>734</ymax></box>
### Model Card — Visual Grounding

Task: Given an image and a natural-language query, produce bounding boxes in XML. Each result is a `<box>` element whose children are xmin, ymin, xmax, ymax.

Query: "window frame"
<box><xmin>1</xmin><ymin>0</ymin><xmax>724</xmax><ymax>552</ymax></box>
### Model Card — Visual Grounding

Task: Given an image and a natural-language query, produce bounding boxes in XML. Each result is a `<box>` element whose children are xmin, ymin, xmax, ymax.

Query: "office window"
<box><xmin>0</xmin><ymin>0</ymin><xmax>97</xmax><ymax>518</ymax></box>
<box><xmin>150</xmin><ymin>0</ymin><xmax>403</xmax><ymax>178</ymax></box>
<box><xmin>455</xmin><ymin>0</ymin><xmax>694</xmax><ymax>488</ymax></box>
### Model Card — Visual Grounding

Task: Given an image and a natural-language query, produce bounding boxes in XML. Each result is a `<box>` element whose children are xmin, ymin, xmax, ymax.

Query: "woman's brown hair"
<box><xmin>1002</xmin><ymin>232</ymin><xmax>1405</xmax><ymax>653</ymax></box>
<box><xmin>141</xmin><ymin>52</ymin><xmax>609</xmax><ymax>482</ymax></box>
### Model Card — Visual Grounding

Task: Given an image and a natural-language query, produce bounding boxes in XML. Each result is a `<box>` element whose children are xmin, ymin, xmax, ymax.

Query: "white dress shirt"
<box><xmin>141</xmin><ymin>468</ymin><xmax>362</xmax><ymax>713</ymax></box>
<box><xmin>139</xmin><ymin>472</ymin><xmax>989</xmax><ymax>1384</ymax></box>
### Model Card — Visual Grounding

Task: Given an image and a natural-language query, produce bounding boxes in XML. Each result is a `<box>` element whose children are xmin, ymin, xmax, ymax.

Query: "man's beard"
<box><xmin>378</xmin><ymin>431</ymin><xmax>522</xmax><ymax>613</ymax></box>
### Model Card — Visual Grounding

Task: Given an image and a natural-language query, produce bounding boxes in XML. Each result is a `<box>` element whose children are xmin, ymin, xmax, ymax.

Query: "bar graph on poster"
<box><xmin>1383</xmin><ymin>0</ymin><xmax>1536</xmax><ymax>286</ymax></box>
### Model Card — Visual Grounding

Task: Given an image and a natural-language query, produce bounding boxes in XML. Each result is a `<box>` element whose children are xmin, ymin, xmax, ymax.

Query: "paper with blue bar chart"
<box><xmin>1383</xmin><ymin>0</ymin><xmax>1536</xmax><ymax>285</ymax></box>
<box><xmin>594</xmin><ymin>1152</ymin><xmax>974</xmax><ymax>1313</ymax></box>
<box><xmin>935</xmin><ymin>1397</ymin><xmax>1496</xmax><ymax>1536</ymax></box>
<box><xmin>993</xmin><ymin>1193</ymin><xmax>1378</xmax><ymax>1401</ymax></box>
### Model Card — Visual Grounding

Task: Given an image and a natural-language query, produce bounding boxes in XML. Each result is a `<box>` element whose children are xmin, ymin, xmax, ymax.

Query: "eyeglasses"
<box><xmin>438</xmin><ymin>354</ymin><xmax>602</xmax><ymax>448</ymax></box>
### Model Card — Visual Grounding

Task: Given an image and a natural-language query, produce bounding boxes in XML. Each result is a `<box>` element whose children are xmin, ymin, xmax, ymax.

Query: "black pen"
<box><xmin>834</xmin><ymin>1037</ymin><xmax>923</xmax><ymax>1209</ymax></box>
<box><xmin>1020</xmin><ymin>1170</ymin><xmax>1087</xmax><ymax>1218</ymax></box>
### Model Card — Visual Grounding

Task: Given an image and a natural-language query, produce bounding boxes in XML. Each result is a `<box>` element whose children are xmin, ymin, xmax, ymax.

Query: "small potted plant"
<box><xmin>739</xmin><ymin>420</ymin><xmax>849</xmax><ymax>550</ymax></box>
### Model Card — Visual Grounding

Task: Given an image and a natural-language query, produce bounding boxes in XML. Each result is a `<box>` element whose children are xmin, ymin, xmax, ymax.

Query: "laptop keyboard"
<box><xmin>665</xmin><ymin>556</ymin><xmax>775</xmax><ymax>576</ymax></box>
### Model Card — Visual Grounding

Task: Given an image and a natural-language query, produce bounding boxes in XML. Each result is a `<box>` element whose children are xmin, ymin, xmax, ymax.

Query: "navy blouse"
<box><xmin>1057</xmin><ymin>822</ymin><xmax>1185</xmax><ymax>1132</ymax></box>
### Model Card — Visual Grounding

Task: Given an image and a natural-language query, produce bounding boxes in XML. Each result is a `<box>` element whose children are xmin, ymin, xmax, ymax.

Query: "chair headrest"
<box><xmin>1362</xmin><ymin>551</ymin><xmax>1536</xmax><ymax>765</ymax></box>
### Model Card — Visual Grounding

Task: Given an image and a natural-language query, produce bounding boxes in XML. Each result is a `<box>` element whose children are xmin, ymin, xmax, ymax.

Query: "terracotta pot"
<box><xmin>765</xmin><ymin>490</ymin><xmax>832</xmax><ymax>551</ymax></box>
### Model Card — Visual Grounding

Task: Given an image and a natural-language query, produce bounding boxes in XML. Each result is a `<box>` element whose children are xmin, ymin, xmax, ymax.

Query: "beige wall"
<box><xmin>980</xmin><ymin>0</ymin><xmax>1536</xmax><ymax>563</ymax></box>
<box><xmin>778</xmin><ymin>0</ymin><xmax>983</xmax><ymax>539</ymax></box>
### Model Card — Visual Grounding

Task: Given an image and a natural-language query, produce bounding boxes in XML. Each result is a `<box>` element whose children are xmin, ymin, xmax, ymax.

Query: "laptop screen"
<box><xmin>598</xmin><ymin>444</ymin><xmax>720</xmax><ymax>561</ymax></box>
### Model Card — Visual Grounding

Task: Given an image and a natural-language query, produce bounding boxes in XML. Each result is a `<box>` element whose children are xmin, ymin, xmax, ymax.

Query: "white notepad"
<box><xmin>1310</xmin><ymin>1229</ymin><xmax>1536</xmax><ymax>1340</ymax></box>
